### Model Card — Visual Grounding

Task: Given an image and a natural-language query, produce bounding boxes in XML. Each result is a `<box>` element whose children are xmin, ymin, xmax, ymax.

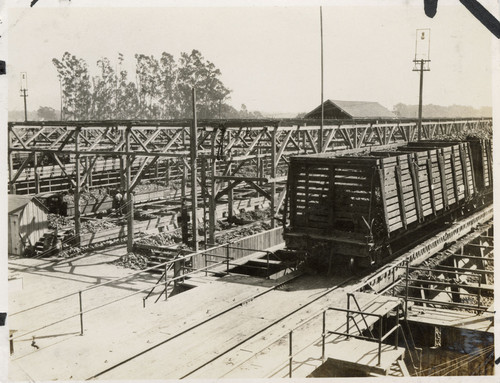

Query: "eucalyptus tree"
<box><xmin>52</xmin><ymin>52</ymin><xmax>92</xmax><ymax>120</ymax></box>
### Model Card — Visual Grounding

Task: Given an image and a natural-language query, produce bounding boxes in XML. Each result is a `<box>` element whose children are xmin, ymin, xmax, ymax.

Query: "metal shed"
<box><xmin>305</xmin><ymin>99</ymin><xmax>396</xmax><ymax>120</ymax></box>
<box><xmin>8</xmin><ymin>195</ymin><xmax>49</xmax><ymax>256</ymax></box>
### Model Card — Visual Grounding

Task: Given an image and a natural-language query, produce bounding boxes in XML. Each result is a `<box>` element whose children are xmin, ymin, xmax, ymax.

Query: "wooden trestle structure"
<box><xmin>7</xmin><ymin>118</ymin><xmax>492</xmax><ymax>252</ymax></box>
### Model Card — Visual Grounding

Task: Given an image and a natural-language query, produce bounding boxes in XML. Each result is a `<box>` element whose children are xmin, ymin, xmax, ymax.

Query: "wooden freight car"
<box><xmin>404</xmin><ymin>139</ymin><xmax>493</xmax><ymax>196</ymax></box>
<box><xmin>283</xmin><ymin>140</ymin><xmax>486</xmax><ymax>269</ymax></box>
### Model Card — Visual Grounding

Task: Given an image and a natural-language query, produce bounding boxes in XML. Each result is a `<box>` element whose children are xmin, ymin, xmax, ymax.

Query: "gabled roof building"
<box><xmin>305</xmin><ymin>99</ymin><xmax>396</xmax><ymax>120</ymax></box>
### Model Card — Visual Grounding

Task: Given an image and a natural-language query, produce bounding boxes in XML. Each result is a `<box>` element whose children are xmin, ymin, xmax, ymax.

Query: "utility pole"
<box><xmin>20</xmin><ymin>72</ymin><xmax>28</xmax><ymax>121</ymax></box>
<box><xmin>413</xmin><ymin>29</ymin><xmax>431</xmax><ymax>141</ymax></box>
<box><xmin>319</xmin><ymin>6</ymin><xmax>324</xmax><ymax>152</ymax></box>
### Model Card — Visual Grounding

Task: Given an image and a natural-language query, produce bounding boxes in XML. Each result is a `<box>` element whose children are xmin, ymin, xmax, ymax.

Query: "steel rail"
<box><xmin>86</xmin><ymin>271</ymin><xmax>305</xmax><ymax>380</ymax></box>
<box><xmin>178</xmin><ymin>276</ymin><xmax>355</xmax><ymax>379</ymax></box>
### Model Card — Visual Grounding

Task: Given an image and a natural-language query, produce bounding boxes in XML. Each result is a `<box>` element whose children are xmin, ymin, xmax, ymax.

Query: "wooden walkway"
<box><xmin>406</xmin><ymin>306</ymin><xmax>494</xmax><ymax>333</ymax></box>
<box><xmin>308</xmin><ymin>293</ymin><xmax>406</xmax><ymax>377</ymax></box>
<box><xmin>193</xmin><ymin>293</ymin><xmax>406</xmax><ymax>378</ymax></box>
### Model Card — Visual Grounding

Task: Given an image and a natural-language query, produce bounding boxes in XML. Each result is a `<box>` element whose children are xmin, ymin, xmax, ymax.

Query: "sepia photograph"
<box><xmin>1</xmin><ymin>0</ymin><xmax>498</xmax><ymax>381</ymax></box>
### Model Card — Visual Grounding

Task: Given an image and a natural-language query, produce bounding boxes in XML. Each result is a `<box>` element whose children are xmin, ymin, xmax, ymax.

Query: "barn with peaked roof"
<box><xmin>305</xmin><ymin>99</ymin><xmax>396</xmax><ymax>120</ymax></box>
<box><xmin>8</xmin><ymin>195</ymin><xmax>49</xmax><ymax>256</ymax></box>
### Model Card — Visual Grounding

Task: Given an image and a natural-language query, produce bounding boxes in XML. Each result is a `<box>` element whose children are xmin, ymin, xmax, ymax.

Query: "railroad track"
<box><xmin>89</xmin><ymin>205</ymin><xmax>492</xmax><ymax>379</ymax></box>
<box><xmin>10</xmin><ymin>205</ymin><xmax>492</xmax><ymax>380</ymax></box>
<box><xmin>86</xmin><ymin>271</ymin><xmax>316</xmax><ymax>379</ymax></box>
<box><xmin>84</xmin><ymin>273</ymin><xmax>356</xmax><ymax>380</ymax></box>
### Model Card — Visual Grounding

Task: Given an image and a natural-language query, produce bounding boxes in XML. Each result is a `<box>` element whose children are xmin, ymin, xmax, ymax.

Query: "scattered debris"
<box><xmin>112</xmin><ymin>252</ymin><xmax>149</xmax><ymax>270</ymax></box>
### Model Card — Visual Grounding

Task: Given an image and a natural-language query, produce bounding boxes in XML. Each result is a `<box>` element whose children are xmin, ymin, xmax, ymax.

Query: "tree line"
<box><xmin>53</xmin><ymin>50</ymin><xmax>262</xmax><ymax>120</ymax></box>
<box><xmin>393</xmin><ymin>103</ymin><xmax>492</xmax><ymax>119</ymax></box>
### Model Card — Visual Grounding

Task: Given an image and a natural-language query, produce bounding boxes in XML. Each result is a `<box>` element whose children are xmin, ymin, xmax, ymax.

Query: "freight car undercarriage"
<box><xmin>283</xmin><ymin>201</ymin><xmax>489</xmax><ymax>272</ymax></box>
<box><xmin>281</xmin><ymin>139</ymin><xmax>493</xmax><ymax>272</ymax></box>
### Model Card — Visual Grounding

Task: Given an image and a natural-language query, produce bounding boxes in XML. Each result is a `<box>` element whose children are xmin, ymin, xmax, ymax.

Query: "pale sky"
<box><xmin>3</xmin><ymin>0</ymin><xmax>498</xmax><ymax>115</ymax></box>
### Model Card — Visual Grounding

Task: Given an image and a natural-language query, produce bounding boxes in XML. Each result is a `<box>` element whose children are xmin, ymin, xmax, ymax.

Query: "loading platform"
<box><xmin>267</xmin><ymin>292</ymin><xmax>408</xmax><ymax>378</ymax></box>
<box><xmin>316</xmin><ymin>293</ymin><xmax>406</xmax><ymax>376</ymax></box>
<box><xmin>406</xmin><ymin>306</ymin><xmax>494</xmax><ymax>333</ymax></box>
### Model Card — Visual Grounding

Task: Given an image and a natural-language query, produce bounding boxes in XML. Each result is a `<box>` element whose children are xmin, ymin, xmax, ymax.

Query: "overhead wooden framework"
<box><xmin>7</xmin><ymin>117</ymin><xmax>492</xmax><ymax>252</ymax></box>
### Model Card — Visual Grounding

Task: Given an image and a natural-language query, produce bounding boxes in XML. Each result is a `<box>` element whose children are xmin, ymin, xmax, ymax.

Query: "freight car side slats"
<box><xmin>291</xmin><ymin>161</ymin><xmax>372</xmax><ymax>232</ymax></box>
<box><xmin>285</xmin><ymin>139</ymin><xmax>490</xmax><ymax>264</ymax></box>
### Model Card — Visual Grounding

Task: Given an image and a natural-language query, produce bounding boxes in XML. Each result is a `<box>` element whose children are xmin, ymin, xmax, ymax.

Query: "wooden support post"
<box><xmin>256</xmin><ymin>148</ymin><xmax>261</xmax><ymax>184</ymax></box>
<box><xmin>209</xmin><ymin>134</ymin><xmax>217</xmax><ymax>245</ymax></box>
<box><xmin>86</xmin><ymin>157</ymin><xmax>93</xmax><ymax>188</ymax></box>
<box><xmin>119</xmin><ymin>156</ymin><xmax>126</xmax><ymax>192</ymax></box>
<box><xmin>190</xmin><ymin>88</ymin><xmax>199</xmax><ymax>252</ymax></box>
<box><xmin>8</xmin><ymin>126</ymin><xmax>16</xmax><ymax>194</ymax></box>
<box><xmin>202</xmin><ymin>158</ymin><xmax>208</xmax><ymax>249</ymax></box>
<box><xmin>227</xmin><ymin>162</ymin><xmax>234</xmax><ymax>220</ymax></box>
<box><xmin>33</xmin><ymin>153</ymin><xmax>40</xmax><ymax>194</ymax></box>
<box><xmin>270</xmin><ymin>126</ymin><xmax>277</xmax><ymax>228</ymax></box>
<box><xmin>182</xmin><ymin>156</ymin><xmax>187</xmax><ymax>199</ymax></box>
<box><xmin>74</xmin><ymin>128</ymin><xmax>81</xmax><ymax>246</ymax></box>
<box><xmin>125</xmin><ymin>126</ymin><xmax>134</xmax><ymax>253</ymax></box>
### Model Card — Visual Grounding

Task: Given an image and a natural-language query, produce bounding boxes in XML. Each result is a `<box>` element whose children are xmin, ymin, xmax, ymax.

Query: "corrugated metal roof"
<box><xmin>305</xmin><ymin>99</ymin><xmax>396</xmax><ymax>119</ymax></box>
<box><xmin>9</xmin><ymin>195</ymin><xmax>48</xmax><ymax>214</ymax></box>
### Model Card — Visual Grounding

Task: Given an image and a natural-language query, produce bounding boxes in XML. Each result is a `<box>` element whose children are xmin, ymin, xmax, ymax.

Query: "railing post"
<box><xmin>405</xmin><ymin>259</ymin><xmax>410</xmax><ymax>320</ymax></box>
<box><xmin>266</xmin><ymin>251</ymin><xmax>270</xmax><ymax>279</ymax></box>
<box><xmin>9</xmin><ymin>331</ymin><xmax>14</xmax><ymax>355</ymax></box>
<box><xmin>477</xmin><ymin>276</ymin><xmax>482</xmax><ymax>314</ymax></box>
<box><xmin>289</xmin><ymin>330</ymin><xmax>293</xmax><ymax>378</ymax></box>
<box><xmin>395</xmin><ymin>307</ymin><xmax>400</xmax><ymax>350</ymax></box>
<box><xmin>78</xmin><ymin>291</ymin><xmax>84</xmax><ymax>336</ymax></box>
<box><xmin>164</xmin><ymin>262</ymin><xmax>168</xmax><ymax>301</ymax></box>
<box><xmin>226</xmin><ymin>243</ymin><xmax>230</xmax><ymax>274</ymax></box>
<box><xmin>322</xmin><ymin>310</ymin><xmax>326</xmax><ymax>361</ymax></box>
<box><xmin>378</xmin><ymin>315</ymin><xmax>383</xmax><ymax>366</ymax></box>
<box><xmin>204</xmin><ymin>253</ymin><xmax>208</xmax><ymax>277</ymax></box>
<box><xmin>346</xmin><ymin>294</ymin><xmax>351</xmax><ymax>339</ymax></box>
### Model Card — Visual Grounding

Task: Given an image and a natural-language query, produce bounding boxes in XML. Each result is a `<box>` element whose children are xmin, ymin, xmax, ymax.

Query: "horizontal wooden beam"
<box><xmin>214</xmin><ymin>176</ymin><xmax>269</xmax><ymax>182</ymax></box>
<box><xmin>9</xmin><ymin>148</ymin><xmax>196</xmax><ymax>158</ymax></box>
<box><xmin>8</xmin><ymin>117</ymin><xmax>491</xmax><ymax>129</ymax></box>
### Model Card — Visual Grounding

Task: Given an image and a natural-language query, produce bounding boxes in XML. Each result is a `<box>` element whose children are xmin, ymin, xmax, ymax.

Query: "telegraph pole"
<box><xmin>413</xmin><ymin>29</ymin><xmax>430</xmax><ymax>141</ymax></box>
<box><xmin>319</xmin><ymin>6</ymin><xmax>324</xmax><ymax>152</ymax></box>
<box><xmin>20</xmin><ymin>72</ymin><xmax>28</xmax><ymax>121</ymax></box>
